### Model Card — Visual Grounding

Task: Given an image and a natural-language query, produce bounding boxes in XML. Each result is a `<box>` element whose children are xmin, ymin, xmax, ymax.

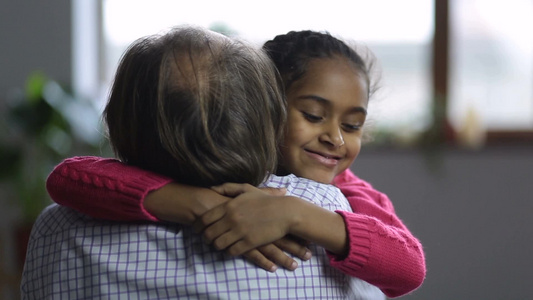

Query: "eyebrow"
<box><xmin>296</xmin><ymin>95</ymin><xmax>368</xmax><ymax>115</ymax></box>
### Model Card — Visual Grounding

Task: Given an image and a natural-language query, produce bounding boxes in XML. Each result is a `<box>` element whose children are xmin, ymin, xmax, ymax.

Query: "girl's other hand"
<box><xmin>193</xmin><ymin>183</ymin><xmax>298</xmax><ymax>257</ymax></box>
<box><xmin>203</xmin><ymin>183</ymin><xmax>311</xmax><ymax>272</ymax></box>
<box><xmin>243</xmin><ymin>237</ymin><xmax>312</xmax><ymax>272</ymax></box>
<box><xmin>144</xmin><ymin>183</ymin><xmax>228</xmax><ymax>225</ymax></box>
<box><xmin>212</xmin><ymin>182</ymin><xmax>287</xmax><ymax>197</ymax></box>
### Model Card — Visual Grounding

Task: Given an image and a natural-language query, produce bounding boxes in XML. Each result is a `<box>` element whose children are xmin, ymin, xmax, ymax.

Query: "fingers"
<box><xmin>256</xmin><ymin>244</ymin><xmax>298</xmax><ymax>271</ymax></box>
<box><xmin>229</xmin><ymin>240</ymin><xmax>311</xmax><ymax>273</ymax></box>
<box><xmin>211</xmin><ymin>183</ymin><xmax>286</xmax><ymax>197</ymax></box>
<box><xmin>273</xmin><ymin>237</ymin><xmax>312</xmax><ymax>261</ymax></box>
<box><xmin>192</xmin><ymin>204</ymin><xmax>232</xmax><ymax>234</ymax></box>
<box><xmin>210</xmin><ymin>183</ymin><xmax>256</xmax><ymax>197</ymax></box>
<box><xmin>243</xmin><ymin>249</ymin><xmax>278</xmax><ymax>273</ymax></box>
<box><xmin>259</xmin><ymin>187</ymin><xmax>287</xmax><ymax>196</ymax></box>
<box><xmin>193</xmin><ymin>211</ymin><xmax>236</xmax><ymax>250</ymax></box>
<box><xmin>243</xmin><ymin>244</ymin><xmax>304</xmax><ymax>272</ymax></box>
<box><xmin>222</xmin><ymin>238</ymin><xmax>257</xmax><ymax>257</ymax></box>
<box><xmin>192</xmin><ymin>203</ymin><xmax>227</xmax><ymax>234</ymax></box>
<box><xmin>194</xmin><ymin>211</ymin><xmax>254</xmax><ymax>255</ymax></box>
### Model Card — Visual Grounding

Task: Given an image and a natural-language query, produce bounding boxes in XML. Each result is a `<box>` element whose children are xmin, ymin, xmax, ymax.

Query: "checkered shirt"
<box><xmin>21</xmin><ymin>174</ymin><xmax>384</xmax><ymax>299</ymax></box>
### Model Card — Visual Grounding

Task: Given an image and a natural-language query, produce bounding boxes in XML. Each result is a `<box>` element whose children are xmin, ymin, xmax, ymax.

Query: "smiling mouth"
<box><xmin>304</xmin><ymin>149</ymin><xmax>341</xmax><ymax>166</ymax></box>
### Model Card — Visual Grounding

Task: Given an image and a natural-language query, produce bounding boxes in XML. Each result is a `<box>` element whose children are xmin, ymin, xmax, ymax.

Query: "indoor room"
<box><xmin>1</xmin><ymin>0</ymin><xmax>532</xmax><ymax>299</ymax></box>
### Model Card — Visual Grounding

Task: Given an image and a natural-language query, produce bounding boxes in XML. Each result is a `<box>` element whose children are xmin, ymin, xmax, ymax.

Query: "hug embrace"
<box><xmin>22</xmin><ymin>25</ymin><xmax>425</xmax><ymax>299</ymax></box>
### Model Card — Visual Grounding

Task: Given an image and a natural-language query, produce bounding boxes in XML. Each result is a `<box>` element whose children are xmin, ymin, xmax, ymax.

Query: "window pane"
<box><xmin>449</xmin><ymin>0</ymin><xmax>533</xmax><ymax>130</ymax></box>
<box><xmin>102</xmin><ymin>0</ymin><xmax>433</xmax><ymax>133</ymax></box>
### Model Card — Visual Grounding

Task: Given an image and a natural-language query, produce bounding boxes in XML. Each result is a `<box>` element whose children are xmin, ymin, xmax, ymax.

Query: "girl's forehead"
<box><xmin>288</xmin><ymin>57</ymin><xmax>369</xmax><ymax>109</ymax></box>
<box><xmin>302</xmin><ymin>58</ymin><xmax>367</xmax><ymax>90</ymax></box>
<box><xmin>306</xmin><ymin>56</ymin><xmax>362</xmax><ymax>76</ymax></box>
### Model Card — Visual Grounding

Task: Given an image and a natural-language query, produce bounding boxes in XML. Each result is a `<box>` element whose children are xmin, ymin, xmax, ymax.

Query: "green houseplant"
<box><xmin>0</xmin><ymin>71</ymin><xmax>106</xmax><ymax>235</ymax></box>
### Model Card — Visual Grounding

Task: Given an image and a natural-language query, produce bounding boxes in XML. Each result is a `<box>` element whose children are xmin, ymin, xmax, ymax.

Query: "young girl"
<box><xmin>47</xmin><ymin>30</ymin><xmax>426</xmax><ymax>297</ymax></box>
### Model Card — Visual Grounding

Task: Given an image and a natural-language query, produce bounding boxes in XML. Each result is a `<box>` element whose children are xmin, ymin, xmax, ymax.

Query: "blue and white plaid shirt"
<box><xmin>21</xmin><ymin>174</ymin><xmax>384</xmax><ymax>299</ymax></box>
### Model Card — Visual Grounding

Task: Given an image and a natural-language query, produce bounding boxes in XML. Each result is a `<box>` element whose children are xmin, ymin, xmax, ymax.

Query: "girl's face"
<box><xmin>279</xmin><ymin>57</ymin><xmax>368</xmax><ymax>184</ymax></box>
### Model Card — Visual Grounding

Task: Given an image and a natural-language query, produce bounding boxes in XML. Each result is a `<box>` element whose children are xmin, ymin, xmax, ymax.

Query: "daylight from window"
<box><xmin>100</xmin><ymin>0</ymin><xmax>533</xmax><ymax>136</ymax></box>
<box><xmin>450</xmin><ymin>0</ymin><xmax>533</xmax><ymax>130</ymax></box>
<box><xmin>103</xmin><ymin>0</ymin><xmax>434</xmax><ymax>135</ymax></box>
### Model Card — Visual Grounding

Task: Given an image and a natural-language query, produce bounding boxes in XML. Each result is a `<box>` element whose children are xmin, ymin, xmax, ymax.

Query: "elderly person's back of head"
<box><xmin>104</xmin><ymin>26</ymin><xmax>286</xmax><ymax>187</ymax></box>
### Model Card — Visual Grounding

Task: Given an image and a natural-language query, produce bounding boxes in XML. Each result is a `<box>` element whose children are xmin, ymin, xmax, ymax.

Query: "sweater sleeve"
<box><xmin>46</xmin><ymin>156</ymin><xmax>173</xmax><ymax>221</ymax></box>
<box><xmin>328</xmin><ymin>169</ymin><xmax>426</xmax><ymax>298</ymax></box>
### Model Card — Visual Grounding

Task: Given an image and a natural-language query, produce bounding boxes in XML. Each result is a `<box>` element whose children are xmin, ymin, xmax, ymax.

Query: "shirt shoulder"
<box><xmin>264</xmin><ymin>174</ymin><xmax>352</xmax><ymax>212</ymax></box>
<box><xmin>31</xmin><ymin>204</ymin><xmax>94</xmax><ymax>238</ymax></box>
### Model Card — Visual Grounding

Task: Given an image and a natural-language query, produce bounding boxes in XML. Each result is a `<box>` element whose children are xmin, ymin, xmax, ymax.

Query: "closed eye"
<box><xmin>302</xmin><ymin>111</ymin><xmax>323</xmax><ymax>123</ymax></box>
<box><xmin>342</xmin><ymin>123</ymin><xmax>363</xmax><ymax>132</ymax></box>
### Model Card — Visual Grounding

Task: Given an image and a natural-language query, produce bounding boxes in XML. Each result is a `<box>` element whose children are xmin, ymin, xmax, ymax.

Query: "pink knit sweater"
<box><xmin>46</xmin><ymin>156</ymin><xmax>426</xmax><ymax>298</ymax></box>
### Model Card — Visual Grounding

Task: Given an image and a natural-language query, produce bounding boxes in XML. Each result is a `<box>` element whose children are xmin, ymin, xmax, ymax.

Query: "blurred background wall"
<box><xmin>1</xmin><ymin>1</ymin><xmax>532</xmax><ymax>299</ymax></box>
<box><xmin>0</xmin><ymin>0</ymin><xmax>71</xmax><ymax>96</ymax></box>
<box><xmin>354</xmin><ymin>147</ymin><xmax>533</xmax><ymax>299</ymax></box>
<box><xmin>1</xmin><ymin>1</ymin><xmax>73</xmax><ymax>299</ymax></box>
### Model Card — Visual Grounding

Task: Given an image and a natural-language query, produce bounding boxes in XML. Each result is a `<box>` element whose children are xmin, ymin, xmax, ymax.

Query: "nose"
<box><xmin>319</xmin><ymin>123</ymin><xmax>345</xmax><ymax>147</ymax></box>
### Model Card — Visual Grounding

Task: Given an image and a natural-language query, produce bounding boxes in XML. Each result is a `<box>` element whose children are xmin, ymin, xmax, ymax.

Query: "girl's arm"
<box><xmin>46</xmin><ymin>156</ymin><xmax>172</xmax><ymax>222</ymax></box>
<box><xmin>330</xmin><ymin>169</ymin><xmax>426</xmax><ymax>298</ymax></box>
<box><xmin>195</xmin><ymin>171</ymin><xmax>426</xmax><ymax>298</ymax></box>
<box><xmin>195</xmin><ymin>183</ymin><xmax>349</xmax><ymax>257</ymax></box>
<box><xmin>46</xmin><ymin>156</ymin><xmax>311</xmax><ymax>272</ymax></box>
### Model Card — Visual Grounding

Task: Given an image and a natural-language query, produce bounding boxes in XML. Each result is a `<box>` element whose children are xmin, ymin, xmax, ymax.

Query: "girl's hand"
<box><xmin>243</xmin><ymin>237</ymin><xmax>312</xmax><ymax>272</ymax></box>
<box><xmin>211</xmin><ymin>184</ymin><xmax>311</xmax><ymax>272</ymax></box>
<box><xmin>193</xmin><ymin>183</ymin><xmax>300</xmax><ymax>258</ymax></box>
<box><xmin>147</xmin><ymin>182</ymin><xmax>311</xmax><ymax>272</ymax></box>
<box><xmin>144</xmin><ymin>183</ymin><xmax>229</xmax><ymax>225</ymax></box>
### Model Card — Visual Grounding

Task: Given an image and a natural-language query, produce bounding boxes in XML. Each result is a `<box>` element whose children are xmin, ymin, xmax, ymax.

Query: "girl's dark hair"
<box><xmin>104</xmin><ymin>26</ymin><xmax>286</xmax><ymax>187</ymax></box>
<box><xmin>263</xmin><ymin>30</ymin><xmax>377</xmax><ymax>99</ymax></box>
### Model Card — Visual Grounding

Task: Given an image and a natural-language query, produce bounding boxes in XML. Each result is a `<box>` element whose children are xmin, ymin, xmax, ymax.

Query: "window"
<box><xmin>100</xmin><ymin>0</ymin><xmax>433</xmax><ymax>135</ymax></box>
<box><xmin>74</xmin><ymin>0</ymin><xmax>533</xmax><ymax>147</ymax></box>
<box><xmin>449</xmin><ymin>0</ymin><xmax>533</xmax><ymax>131</ymax></box>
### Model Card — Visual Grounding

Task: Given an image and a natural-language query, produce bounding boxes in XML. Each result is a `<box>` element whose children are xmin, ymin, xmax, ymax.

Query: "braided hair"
<box><xmin>262</xmin><ymin>30</ymin><xmax>376</xmax><ymax>98</ymax></box>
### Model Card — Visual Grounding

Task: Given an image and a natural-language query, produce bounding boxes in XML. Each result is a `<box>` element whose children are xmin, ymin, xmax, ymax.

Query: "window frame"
<box><xmin>432</xmin><ymin>0</ymin><xmax>533</xmax><ymax>147</ymax></box>
<box><xmin>80</xmin><ymin>0</ymin><xmax>533</xmax><ymax>147</ymax></box>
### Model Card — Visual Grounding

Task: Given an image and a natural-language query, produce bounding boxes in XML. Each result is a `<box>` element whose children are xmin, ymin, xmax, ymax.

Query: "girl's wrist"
<box><xmin>144</xmin><ymin>183</ymin><xmax>198</xmax><ymax>225</ymax></box>
<box><xmin>284</xmin><ymin>197</ymin><xmax>348</xmax><ymax>256</ymax></box>
<box><xmin>284</xmin><ymin>196</ymin><xmax>308</xmax><ymax>236</ymax></box>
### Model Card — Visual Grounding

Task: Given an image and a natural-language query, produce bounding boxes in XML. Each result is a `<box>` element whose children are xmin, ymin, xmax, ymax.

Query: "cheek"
<box><xmin>345</xmin><ymin>138</ymin><xmax>362</xmax><ymax>163</ymax></box>
<box><xmin>281</xmin><ymin>126</ymin><xmax>305</xmax><ymax>160</ymax></box>
<box><xmin>288</xmin><ymin>125</ymin><xmax>306</xmax><ymax>138</ymax></box>
<box><xmin>285</xmin><ymin>114</ymin><xmax>308</xmax><ymax>140</ymax></box>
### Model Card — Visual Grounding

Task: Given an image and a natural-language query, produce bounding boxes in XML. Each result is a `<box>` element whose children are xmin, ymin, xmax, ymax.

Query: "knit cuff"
<box><xmin>114</xmin><ymin>173</ymin><xmax>173</xmax><ymax>222</ymax></box>
<box><xmin>54</xmin><ymin>158</ymin><xmax>173</xmax><ymax>222</ymax></box>
<box><xmin>327</xmin><ymin>210</ymin><xmax>373</xmax><ymax>273</ymax></box>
